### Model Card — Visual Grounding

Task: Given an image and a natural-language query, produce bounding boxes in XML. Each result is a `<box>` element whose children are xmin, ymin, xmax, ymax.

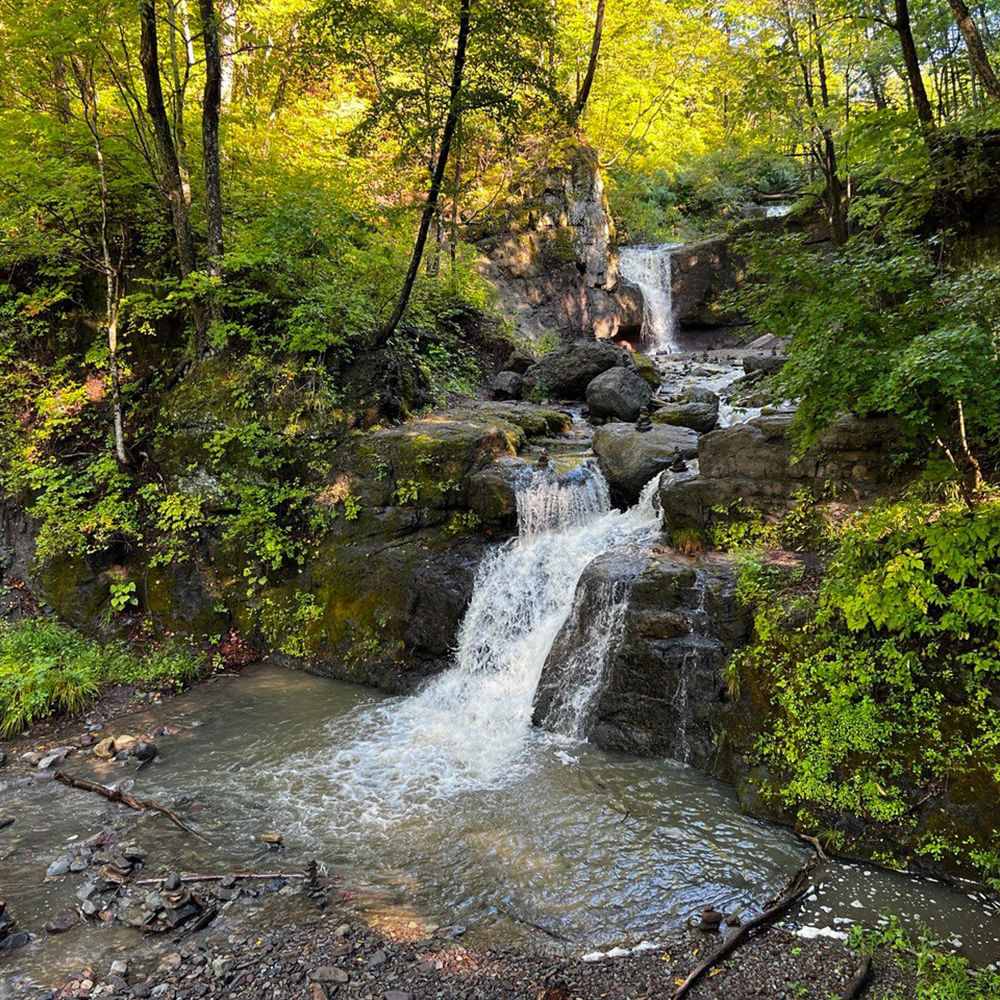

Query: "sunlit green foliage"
<box><xmin>727</xmin><ymin>488</ymin><xmax>1000</xmax><ymax>871</ymax></box>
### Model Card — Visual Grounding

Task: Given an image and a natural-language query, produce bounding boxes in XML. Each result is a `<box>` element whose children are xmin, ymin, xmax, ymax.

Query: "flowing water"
<box><xmin>618</xmin><ymin>244</ymin><xmax>679</xmax><ymax>352</ymax></box>
<box><xmin>3</xmin><ymin>467</ymin><xmax>1000</xmax><ymax>988</ymax></box>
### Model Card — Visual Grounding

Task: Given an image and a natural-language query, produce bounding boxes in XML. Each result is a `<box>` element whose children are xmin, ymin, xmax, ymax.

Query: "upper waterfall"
<box><xmin>618</xmin><ymin>243</ymin><xmax>680</xmax><ymax>353</ymax></box>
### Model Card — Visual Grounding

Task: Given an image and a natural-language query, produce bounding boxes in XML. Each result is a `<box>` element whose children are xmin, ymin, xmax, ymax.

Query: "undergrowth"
<box><xmin>0</xmin><ymin>618</ymin><xmax>203</xmax><ymax>737</ymax></box>
<box><xmin>716</xmin><ymin>483</ymin><xmax>1000</xmax><ymax>879</ymax></box>
<box><xmin>851</xmin><ymin>917</ymin><xmax>1000</xmax><ymax>999</ymax></box>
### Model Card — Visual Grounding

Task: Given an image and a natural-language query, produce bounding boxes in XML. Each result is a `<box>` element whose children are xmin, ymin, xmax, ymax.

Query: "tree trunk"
<box><xmin>71</xmin><ymin>59</ymin><xmax>127</xmax><ymax>464</ymax></box>
<box><xmin>570</xmin><ymin>0</ymin><xmax>605</xmax><ymax>123</ymax></box>
<box><xmin>219</xmin><ymin>0</ymin><xmax>237</xmax><ymax>105</ymax></box>
<box><xmin>946</xmin><ymin>0</ymin><xmax>1000</xmax><ymax>101</ymax></box>
<box><xmin>376</xmin><ymin>0</ymin><xmax>471</xmax><ymax>347</ymax></box>
<box><xmin>200</xmin><ymin>0</ymin><xmax>224</xmax><ymax>325</ymax></box>
<box><xmin>138</xmin><ymin>0</ymin><xmax>207</xmax><ymax>349</ymax></box>
<box><xmin>894</xmin><ymin>0</ymin><xmax>935</xmax><ymax>124</ymax></box>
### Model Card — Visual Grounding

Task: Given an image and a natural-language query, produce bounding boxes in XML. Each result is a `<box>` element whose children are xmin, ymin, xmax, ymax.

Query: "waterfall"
<box><xmin>619</xmin><ymin>244</ymin><xmax>679</xmax><ymax>352</ymax></box>
<box><xmin>316</xmin><ymin>464</ymin><xmax>662</xmax><ymax>822</ymax></box>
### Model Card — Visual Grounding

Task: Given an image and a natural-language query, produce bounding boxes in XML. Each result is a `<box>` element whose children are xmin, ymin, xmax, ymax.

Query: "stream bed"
<box><xmin>3</xmin><ymin>665</ymin><xmax>999</xmax><ymax>990</ymax></box>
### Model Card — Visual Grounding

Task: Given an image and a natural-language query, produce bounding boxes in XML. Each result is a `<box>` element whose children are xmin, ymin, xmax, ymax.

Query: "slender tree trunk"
<box><xmin>219</xmin><ymin>0</ymin><xmax>237</xmax><ymax>106</ymax></box>
<box><xmin>71</xmin><ymin>59</ymin><xmax>127</xmax><ymax>464</ymax></box>
<box><xmin>138</xmin><ymin>0</ymin><xmax>207</xmax><ymax>349</ymax></box>
<box><xmin>200</xmin><ymin>0</ymin><xmax>224</xmax><ymax>325</ymax></box>
<box><xmin>376</xmin><ymin>0</ymin><xmax>471</xmax><ymax>347</ymax></box>
<box><xmin>813</xmin><ymin>16</ymin><xmax>847</xmax><ymax>245</ymax></box>
<box><xmin>570</xmin><ymin>0</ymin><xmax>605</xmax><ymax>123</ymax></box>
<box><xmin>894</xmin><ymin>0</ymin><xmax>935</xmax><ymax>124</ymax></box>
<box><xmin>946</xmin><ymin>0</ymin><xmax>1000</xmax><ymax>100</ymax></box>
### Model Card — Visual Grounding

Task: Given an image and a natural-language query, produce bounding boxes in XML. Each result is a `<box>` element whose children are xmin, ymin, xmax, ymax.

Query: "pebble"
<box><xmin>311</xmin><ymin>967</ymin><xmax>349</xmax><ymax>984</ymax></box>
<box><xmin>260</xmin><ymin>832</ymin><xmax>283</xmax><ymax>846</ymax></box>
<box><xmin>38</xmin><ymin>745</ymin><xmax>74</xmax><ymax>768</ymax></box>
<box><xmin>46</xmin><ymin>854</ymin><xmax>74</xmax><ymax>877</ymax></box>
<box><xmin>109</xmin><ymin>959</ymin><xmax>128</xmax><ymax>975</ymax></box>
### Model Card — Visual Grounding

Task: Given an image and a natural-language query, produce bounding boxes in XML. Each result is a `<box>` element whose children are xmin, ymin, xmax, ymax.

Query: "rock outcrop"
<box><xmin>477</xmin><ymin>139</ymin><xmax>628</xmax><ymax>343</ymax></box>
<box><xmin>533</xmin><ymin>549</ymin><xmax>749</xmax><ymax>769</ymax></box>
<box><xmin>658</xmin><ymin>411</ymin><xmax>905</xmax><ymax>536</ymax></box>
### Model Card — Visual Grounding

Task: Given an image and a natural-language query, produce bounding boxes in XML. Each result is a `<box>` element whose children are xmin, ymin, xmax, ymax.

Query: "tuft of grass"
<box><xmin>0</xmin><ymin>618</ymin><xmax>203</xmax><ymax>736</ymax></box>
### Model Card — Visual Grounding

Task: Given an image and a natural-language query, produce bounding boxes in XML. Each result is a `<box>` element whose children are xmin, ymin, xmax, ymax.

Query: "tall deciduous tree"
<box><xmin>378</xmin><ymin>0</ymin><xmax>472</xmax><ymax>345</ymax></box>
<box><xmin>138</xmin><ymin>0</ymin><xmax>208</xmax><ymax>348</ymax></box>
<box><xmin>569</xmin><ymin>0</ymin><xmax>605</xmax><ymax>123</ymax></box>
<box><xmin>199</xmin><ymin>0</ymin><xmax>225</xmax><ymax>323</ymax></box>
<box><xmin>945</xmin><ymin>0</ymin><xmax>1000</xmax><ymax>101</ymax></box>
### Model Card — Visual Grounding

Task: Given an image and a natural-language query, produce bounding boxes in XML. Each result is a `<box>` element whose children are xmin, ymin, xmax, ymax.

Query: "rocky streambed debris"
<box><xmin>20</xmin><ymin>905</ymin><xmax>913</xmax><ymax>1000</ymax></box>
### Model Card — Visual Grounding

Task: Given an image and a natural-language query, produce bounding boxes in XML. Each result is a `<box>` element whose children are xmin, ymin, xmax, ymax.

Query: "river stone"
<box><xmin>743</xmin><ymin>354</ymin><xmax>787</xmax><ymax>376</ymax></box>
<box><xmin>521</xmin><ymin>340</ymin><xmax>627</xmax><ymax>399</ymax></box>
<box><xmin>487</xmin><ymin>371</ymin><xmax>523</xmax><ymax>401</ymax></box>
<box><xmin>585</xmin><ymin>367</ymin><xmax>653</xmax><ymax>421</ymax></box>
<box><xmin>44</xmin><ymin>909</ymin><xmax>80</xmax><ymax>933</ymax></box>
<box><xmin>592</xmin><ymin>423</ymin><xmax>698</xmax><ymax>504</ymax></box>
<box><xmin>652</xmin><ymin>387</ymin><xmax>719</xmax><ymax>433</ymax></box>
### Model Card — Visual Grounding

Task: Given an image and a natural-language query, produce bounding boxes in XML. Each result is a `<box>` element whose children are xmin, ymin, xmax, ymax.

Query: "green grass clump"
<box><xmin>0</xmin><ymin>618</ymin><xmax>203</xmax><ymax>737</ymax></box>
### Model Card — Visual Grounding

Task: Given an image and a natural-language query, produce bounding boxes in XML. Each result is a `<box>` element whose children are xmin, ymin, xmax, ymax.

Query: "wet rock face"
<box><xmin>658</xmin><ymin>411</ymin><xmax>905</xmax><ymax>535</ymax></box>
<box><xmin>534</xmin><ymin>550</ymin><xmax>749</xmax><ymax>769</ymax></box>
<box><xmin>521</xmin><ymin>340</ymin><xmax>628</xmax><ymax>399</ymax></box>
<box><xmin>670</xmin><ymin>238</ymin><xmax>744</xmax><ymax>329</ymax></box>
<box><xmin>585</xmin><ymin>367</ymin><xmax>653</xmax><ymax>421</ymax></box>
<box><xmin>591</xmin><ymin>423</ymin><xmax>698</xmax><ymax>505</ymax></box>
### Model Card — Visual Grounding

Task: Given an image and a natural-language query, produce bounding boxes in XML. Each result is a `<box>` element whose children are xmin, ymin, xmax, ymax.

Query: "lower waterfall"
<box><xmin>312</xmin><ymin>463</ymin><xmax>661</xmax><ymax>822</ymax></box>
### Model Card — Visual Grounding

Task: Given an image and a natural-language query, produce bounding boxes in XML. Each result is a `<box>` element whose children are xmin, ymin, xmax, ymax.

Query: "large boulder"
<box><xmin>585</xmin><ymin>367</ymin><xmax>653</xmax><ymax>421</ymax></box>
<box><xmin>592</xmin><ymin>423</ymin><xmax>698</xmax><ymax>504</ymax></box>
<box><xmin>532</xmin><ymin>549</ymin><xmax>749</xmax><ymax>768</ymax></box>
<box><xmin>652</xmin><ymin>387</ymin><xmax>719</xmax><ymax>433</ymax></box>
<box><xmin>487</xmin><ymin>371</ymin><xmax>523</xmax><ymax>401</ymax></box>
<box><xmin>522</xmin><ymin>340</ymin><xmax>627</xmax><ymax>399</ymax></box>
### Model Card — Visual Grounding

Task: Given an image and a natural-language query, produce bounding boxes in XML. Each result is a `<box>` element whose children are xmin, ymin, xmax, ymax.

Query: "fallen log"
<box><xmin>670</xmin><ymin>884</ymin><xmax>813</xmax><ymax>1000</ymax></box>
<box><xmin>53</xmin><ymin>770</ymin><xmax>209</xmax><ymax>844</ymax></box>
<box><xmin>135</xmin><ymin>872</ymin><xmax>306</xmax><ymax>886</ymax></box>
<box><xmin>841</xmin><ymin>955</ymin><xmax>873</xmax><ymax>1000</ymax></box>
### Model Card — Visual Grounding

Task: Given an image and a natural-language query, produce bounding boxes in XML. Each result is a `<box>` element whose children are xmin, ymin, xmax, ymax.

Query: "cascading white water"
<box><xmin>618</xmin><ymin>244</ymin><xmax>679</xmax><ymax>353</ymax></box>
<box><xmin>309</xmin><ymin>463</ymin><xmax>662</xmax><ymax>824</ymax></box>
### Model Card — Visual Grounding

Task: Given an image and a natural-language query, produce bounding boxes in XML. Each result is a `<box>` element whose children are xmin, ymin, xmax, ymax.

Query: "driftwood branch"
<box><xmin>766</xmin><ymin>847</ymin><xmax>822</xmax><ymax>908</ymax></box>
<box><xmin>136</xmin><ymin>872</ymin><xmax>306</xmax><ymax>886</ymax></box>
<box><xmin>841</xmin><ymin>955</ymin><xmax>873</xmax><ymax>999</ymax></box>
<box><xmin>53</xmin><ymin>770</ymin><xmax>210</xmax><ymax>844</ymax></box>
<box><xmin>670</xmin><ymin>884</ymin><xmax>813</xmax><ymax>1000</ymax></box>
